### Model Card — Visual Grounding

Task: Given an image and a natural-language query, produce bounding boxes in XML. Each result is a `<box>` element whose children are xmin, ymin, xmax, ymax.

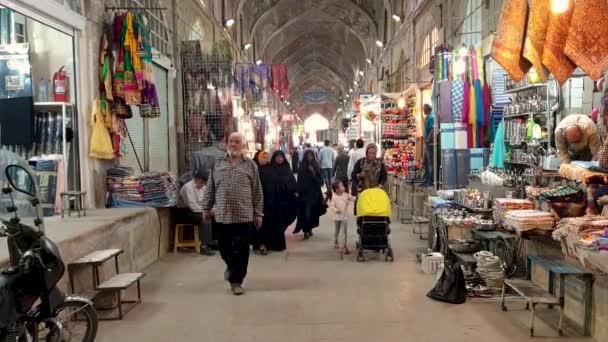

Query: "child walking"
<box><xmin>329</xmin><ymin>181</ymin><xmax>354</xmax><ymax>254</ymax></box>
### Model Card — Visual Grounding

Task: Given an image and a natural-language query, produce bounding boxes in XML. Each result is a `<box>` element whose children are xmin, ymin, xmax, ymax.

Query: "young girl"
<box><xmin>329</xmin><ymin>180</ymin><xmax>354</xmax><ymax>253</ymax></box>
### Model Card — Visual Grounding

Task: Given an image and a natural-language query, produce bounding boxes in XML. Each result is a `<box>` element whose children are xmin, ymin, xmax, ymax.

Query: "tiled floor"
<box><xmin>96</xmin><ymin>214</ymin><xmax>592</xmax><ymax>342</ymax></box>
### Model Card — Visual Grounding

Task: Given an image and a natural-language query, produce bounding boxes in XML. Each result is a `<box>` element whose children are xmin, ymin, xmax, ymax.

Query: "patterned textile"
<box><xmin>542</xmin><ymin>0</ymin><xmax>576</xmax><ymax>85</ymax></box>
<box><xmin>451</xmin><ymin>80</ymin><xmax>465</xmax><ymax>122</ymax></box>
<box><xmin>439</xmin><ymin>81</ymin><xmax>452</xmax><ymax>123</ymax></box>
<box><xmin>491</xmin><ymin>0</ymin><xmax>531</xmax><ymax>82</ymax></box>
<box><xmin>234</xmin><ymin>63</ymin><xmax>252</xmax><ymax>97</ymax></box>
<box><xmin>270</xmin><ymin>64</ymin><xmax>289</xmax><ymax>99</ymax></box>
<box><xmin>475</xmin><ymin>79</ymin><xmax>484</xmax><ymax>148</ymax></box>
<box><xmin>251</xmin><ymin>64</ymin><xmax>270</xmax><ymax>97</ymax></box>
<box><xmin>522</xmin><ymin>0</ymin><xmax>550</xmax><ymax>81</ymax></box>
<box><xmin>599</xmin><ymin>72</ymin><xmax>608</xmax><ymax>141</ymax></box>
<box><xmin>560</xmin><ymin>163</ymin><xmax>608</xmax><ymax>184</ymax></box>
<box><xmin>564</xmin><ymin>0</ymin><xmax>608</xmax><ymax>81</ymax></box>
<box><xmin>462</xmin><ymin>81</ymin><xmax>471</xmax><ymax>147</ymax></box>
<box><xmin>202</xmin><ymin>156</ymin><xmax>264</xmax><ymax>224</ymax></box>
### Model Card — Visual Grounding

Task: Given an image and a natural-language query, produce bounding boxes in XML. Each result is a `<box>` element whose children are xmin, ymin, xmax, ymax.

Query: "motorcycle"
<box><xmin>0</xmin><ymin>164</ymin><xmax>98</xmax><ymax>341</ymax></box>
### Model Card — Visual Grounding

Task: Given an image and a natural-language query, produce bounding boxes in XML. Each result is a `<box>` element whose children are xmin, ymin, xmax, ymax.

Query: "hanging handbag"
<box><xmin>89</xmin><ymin>98</ymin><xmax>115</xmax><ymax>160</ymax></box>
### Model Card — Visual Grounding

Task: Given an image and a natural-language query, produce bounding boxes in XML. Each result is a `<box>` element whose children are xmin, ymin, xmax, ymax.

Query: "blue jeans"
<box><xmin>422</xmin><ymin>145</ymin><xmax>434</xmax><ymax>185</ymax></box>
<box><xmin>322</xmin><ymin>168</ymin><xmax>332</xmax><ymax>190</ymax></box>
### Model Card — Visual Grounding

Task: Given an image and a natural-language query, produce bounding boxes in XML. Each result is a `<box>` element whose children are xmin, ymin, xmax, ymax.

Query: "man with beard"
<box><xmin>202</xmin><ymin>132</ymin><xmax>263</xmax><ymax>295</ymax></box>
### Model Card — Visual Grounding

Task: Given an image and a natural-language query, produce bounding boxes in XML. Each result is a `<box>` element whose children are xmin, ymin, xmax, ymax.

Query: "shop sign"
<box><xmin>281</xmin><ymin>113</ymin><xmax>295</xmax><ymax>122</ymax></box>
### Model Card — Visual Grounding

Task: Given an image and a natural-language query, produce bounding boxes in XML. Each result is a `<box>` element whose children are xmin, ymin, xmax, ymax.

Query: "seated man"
<box><xmin>177</xmin><ymin>170</ymin><xmax>215</xmax><ymax>256</ymax></box>
<box><xmin>555</xmin><ymin>114</ymin><xmax>601</xmax><ymax>164</ymax></box>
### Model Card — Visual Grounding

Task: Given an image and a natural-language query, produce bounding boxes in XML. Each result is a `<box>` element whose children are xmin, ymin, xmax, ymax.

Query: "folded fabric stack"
<box><xmin>553</xmin><ymin>216</ymin><xmax>608</xmax><ymax>252</ymax></box>
<box><xmin>539</xmin><ymin>186</ymin><xmax>584</xmax><ymax>202</ymax></box>
<box><xmin>139</xmin><ymin>172</ymin><xmax>177</xmax><ymax>207</ymax></box>
<box><xmin>525</xmin><ymin>186</ymin><xmax>560</xmax><ymax>200</ymax></box>
<box><xmin>493</xmin><ymin>198</ymin><xmax>534</xmax><ymax>224</ymax></box>
<box><xmin>106</xmin><ymin>167</ymin><xmax>135</xmax><ymax>192</ymax></box>
<box><xmin>503</xmin><ymin>210</ymin><xmax>555</xmax><ymax>232</ymax></box>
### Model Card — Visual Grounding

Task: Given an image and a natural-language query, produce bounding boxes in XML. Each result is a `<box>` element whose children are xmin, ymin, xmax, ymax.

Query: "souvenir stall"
<box><xmin>424</xmin><ymin>1</ymin><xmax>608</xmax><ymax>338</ymax></box>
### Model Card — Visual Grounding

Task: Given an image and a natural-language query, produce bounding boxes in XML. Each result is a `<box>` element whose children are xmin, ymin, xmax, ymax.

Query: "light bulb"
<box><xmin>397</xmin><ymin>98</ymin><xmax>406</xmax><ymax>109</ymax></box>
<box><xmin>458</xmin><ymin>46</ymin><xmax>468</xmax><ymax>57</ymax></box>
<box><xmin>224</xmin><ymin>19</ymin><xmax>235</xmax><ymax>28</ymax></box>
<box><xmin>376</xmin><ymin>40</ymin><xmax>384</xmax><ymax>48</ymax></box>
<box><xmin>243</xmin><ymin>43</ymin><xmax>251</xmax><ymax>50</ymax></box>
<box><xmin>256</xmin><ymin>60</ymin><xmax>262</xmax><ymax>65</ymax></box>
<box><xmin>455</xmin><ymin>59</ymin><xmax>466</xmax><ymax>75</ymax></box>
<box><xmin>551</xmin><ymin>0</ymin><xmax>569</xmax><ymax>14</ymax></box>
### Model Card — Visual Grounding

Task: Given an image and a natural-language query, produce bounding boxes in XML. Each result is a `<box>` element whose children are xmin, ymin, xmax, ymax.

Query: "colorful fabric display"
<box><xmin>492</xmin><ymin>0</ymin><xmax>531</xmax><ymax>82</ymax></box>
<box><xmin>442</xmin><ymin>149</ymin><xmax>458</xmax><ymax>190</ymax></box>
<box><xmin>270</xmin><ymin>64</ymin><xmax>289</xmax><ymax>99</ymax></box>
<box><xmin>439</xmin><ymin>81</ymin><xmax>452</xmax><ymax>123</ymax></box>
<box><xmin>453</xmin><ymin>123</ymin><xmax>468</xmax><ymax>149</ymax></box>
<box><xmin>470</xmin><ymin>148</ymin><xmax>489</xmax><ymax>172</ymax></box>
<box><xmin>235</xmin><ymin>63</ymin><xmax>252</xmax><ymax>97</ymax></box>
<box><xmin>564</xmin><ymin>0</ymin><xmax>608</xmax><ymax>81</ymax></box>
<box><xmin>451</xmin><ymin>80</ymin><xmax>465</xmax><ymax>122</ymax></box>
<box><xmin>491</xmin><ymin>122</ymin><xmax>506</xmax><ymax>168</ymax></box>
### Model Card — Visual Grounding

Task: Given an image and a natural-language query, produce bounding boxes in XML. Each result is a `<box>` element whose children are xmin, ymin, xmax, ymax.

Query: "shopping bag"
<box><xmin>89</xmin><ymin>98</ymin><xmax>115</xmax><ymax>160</ymax></box>
<box><xmin>426</xmin><ymin>260</ymin><xmax>467</xmax><ymax>304</ymax></box>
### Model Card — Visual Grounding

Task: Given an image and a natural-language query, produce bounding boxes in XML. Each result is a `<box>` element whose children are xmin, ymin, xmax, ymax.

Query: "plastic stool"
<box><xmin>173</xmin><ymin>224</ymin><xmax>201</xmax><ymax>254</ymax></box>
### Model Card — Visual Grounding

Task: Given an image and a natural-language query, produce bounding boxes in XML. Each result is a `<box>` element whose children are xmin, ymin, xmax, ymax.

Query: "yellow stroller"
<box><xmin>356</xmin><ymin>188</ymin><xmax>394</xmax><ymax>262</ymax></box>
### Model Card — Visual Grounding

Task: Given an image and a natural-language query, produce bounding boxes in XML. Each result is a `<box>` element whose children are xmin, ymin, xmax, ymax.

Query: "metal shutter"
<box><xmin>148</xmin><ymin>64</ymin><xmax>169</xmax><ymax>172</ymax></box>
<box><xmin>122</xmin><ymin>107</ymin><xmax>145</xmax><ymax>173</ymax></box>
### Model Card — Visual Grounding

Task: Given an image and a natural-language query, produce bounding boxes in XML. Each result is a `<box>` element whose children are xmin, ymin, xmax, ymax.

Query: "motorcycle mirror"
<box><xmin>5</xmin><ymin>165</ymin><xmax>36</xmax><ymax>197</ymax></box>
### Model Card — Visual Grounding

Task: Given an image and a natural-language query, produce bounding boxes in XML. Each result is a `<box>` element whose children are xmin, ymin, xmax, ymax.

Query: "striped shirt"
<box><xmin>202</xmin><ymin>155</ymin><xmax>263</xmax><ymax>224</ymax></box>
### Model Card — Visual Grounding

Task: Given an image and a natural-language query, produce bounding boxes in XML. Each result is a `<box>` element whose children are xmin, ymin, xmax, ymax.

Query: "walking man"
<box><xmin>202</xmin><ymin>132</ymin><xmax>263</xmax><ymax>295</ymax></box>
<box><xmin>319</xmin><ymin>139</ymin><xmax>335</xmax><ymax>190</ymax></box>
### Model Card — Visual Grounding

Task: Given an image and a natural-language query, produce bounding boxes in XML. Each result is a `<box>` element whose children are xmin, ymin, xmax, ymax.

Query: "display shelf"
<box><xmin>503</xmin><ymin>112</ymin><xmax>547</xmax><ymax>119</ymax></box>
<box><xmin>381</xmin><ymin>94</ymin><xmax>420</xmax><ymax>179</ymax></box>
<box><xmin>503</xmin><ymin>83</ymin><xmax>547</xmax><ymax>94</ymax></box>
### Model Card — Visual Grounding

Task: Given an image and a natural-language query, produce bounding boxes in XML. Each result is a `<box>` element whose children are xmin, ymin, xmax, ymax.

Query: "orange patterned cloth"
<box><xmin>492</xmin><ymin>0</ymin><xmax>531</xmax><ymax>82</ymax></box>
<box><xmin>523</xmin><ymin>0</ymin><xmax>550</xmax><ymax>82</ymax></box>
<box><xmin>564</xmin><ymin>0</ymin><xmax>608</xmax><ymax>81</ymax></box>
<box><xmin>542</xmin><ymin>0</ymin><xmax>576</xmax><ymax>85</ymax></box>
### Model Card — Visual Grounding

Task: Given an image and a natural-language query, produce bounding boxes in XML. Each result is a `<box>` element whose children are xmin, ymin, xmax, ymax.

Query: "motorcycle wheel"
<box><xmin>38</xmin><ymin>299</ymin><xmax>98</xmax><ymax>342</ymax></box>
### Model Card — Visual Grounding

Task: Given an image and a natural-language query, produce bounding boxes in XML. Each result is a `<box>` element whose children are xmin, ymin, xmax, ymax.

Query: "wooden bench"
<box><xmin>501</xmin><ymin>278</ymin><xmax>563</xmax><ymax>337</ymax></box>
<box><xmin>97</xmin><ymin>272</ymin><xmax>145</xmax><ymax>320</ymax></box>
<box><xmin>527</xmin><ymin>256</ymin><xmax>593</xmax><ymax>336</ymax></box>
<box><xmin>68</xmin><ymin>249</ymin><xmax>145</xmax><ymax>320</ymax></box>
<box><xmin>412</xmin><ymin>216</ymin><xmax>430</xmax><ymax>240</ymax></box>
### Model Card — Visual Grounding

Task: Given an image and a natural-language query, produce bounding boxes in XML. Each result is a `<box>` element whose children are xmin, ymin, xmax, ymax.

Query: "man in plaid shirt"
<box><xmin>202</xmin><ymin>132</ymin><xmax>263</xmax><ymax>295</ymax></box>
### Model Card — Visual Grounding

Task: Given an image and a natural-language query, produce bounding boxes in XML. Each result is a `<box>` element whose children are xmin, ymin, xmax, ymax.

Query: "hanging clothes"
<box><xmin>491</xmin><ymin>0</ymin><xmax>531</xmax><ymax>82</ymax></box>
<box><xmin>469</xmin><ymin>84</ymin><xmax>478</xmax><ymax>148</ymax></box>
<box><xmin>439</xmin><ymin>81</ymin><xmax>452</xmax><ymax>123</ymax></box>
<box><xmin>564</xmin><ymin>0</ymin><xmax>608</xmax><ymax>81</ymax></box>
<box><xmin>462</xmin><ymin>81</ymin><xmax>472</xmax><ymax>148</ymax></box>
<box><xmin>542</xmin><ymin>0</ymin><xmax>576</xmax><ymax>85</ymax></box>
<box><xmin>123</xmin><ymin>12</ymin><xmax>141</xmax><ymax>105</ymax></box>
<box><xmin>270</xmin><ymin>64</ymin><xmax>289</xmax><ymax>99</ymax></box>
<box><xmin>251</xmin><ymin>64</ymin><xmax>270</xmax><ymax>99</ymax></box>
<box><xmin>451</xmin><ymin>80</ymin><xmax>465</xmax><ymax>122</ymax></box>
<box><xmin>482</xmin><ymin>84</ymin><xmax>492</xmax><ymax>146</ymax></box>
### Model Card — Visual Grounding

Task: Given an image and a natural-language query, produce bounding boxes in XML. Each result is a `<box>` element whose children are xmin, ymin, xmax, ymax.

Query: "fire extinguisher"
<box><xmin>53</xmin><ymin>66</ymin><xmax>69</xmax><ymax>102</ymax></box>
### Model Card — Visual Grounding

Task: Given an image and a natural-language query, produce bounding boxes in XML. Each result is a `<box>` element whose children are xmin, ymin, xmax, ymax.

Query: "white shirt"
<box><xmin>178</xmin><ymin>180</ymin><xmax>205</xmax><ymax>212</ymax></box>
<box><xmin>347</xmin><ymin>148</ymin><xmax>366</xmax><ymax>179</ymax></box>
<box><xmin>329</xmin><ymin>192</ymin><xmax>354</xmax><ymax>221</ymax></box>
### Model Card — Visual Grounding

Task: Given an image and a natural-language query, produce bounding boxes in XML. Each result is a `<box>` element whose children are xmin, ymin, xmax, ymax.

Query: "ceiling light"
<box><xmin>243</xmin><ymin>43</ymin><xmax>252</xmax><ymax>50</ymax></box>
<box><xmin>256</xmin><ymin>60</ymin><xmax>263</xmax><ymax>65</ymax></box>
<box><xmin>376</xmin><ymin>40</ymin><xmax>384</xmax><ymax>48</ymax></box>
<box><xmin>354</xmin><ymin>81</ymin><xmax>359</xmax><ymax>86</ymax></box>
<box><xmin>346</xmin><ymin>94</ymin><xmax>350</xmax><ymax>98</ymax></box>
<box><xmin>392</xmin><ymin>14</ymin><xmax>401</xmax><ymax>22</ymax></box>
<box><xmin>551</xmin><ymin>0</ymin><xmax>569</xmax><ymax>14</ymax></box>
<box><xmin>359</xmin><ymin>71</ymin><xmax>364</xmax><ymax>76</ymax></box>
<box><xmin>224</xmin><ymin>18</ymin><xmax>235</xmax><ymax>28</ymax></box>
<box><xmin>366</xmin><ymin>58</ymin><xmax>372</xmax><ymax>64</ymax></box>
<box><xmin>207</xmin><ymin>83</ymin><xmax>215</xmax><ymax>90</ymax></box>
<box><xmin>349</xmin><ymin>88</ymin><xmax>353</xmax><ymax>93</ymax></box>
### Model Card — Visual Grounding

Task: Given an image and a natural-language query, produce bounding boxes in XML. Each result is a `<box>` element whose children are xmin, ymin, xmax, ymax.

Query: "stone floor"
<box><xmin>96</xmin><ymin>214</ymin><xmax>592</xmax><ymax>342</ymax></box>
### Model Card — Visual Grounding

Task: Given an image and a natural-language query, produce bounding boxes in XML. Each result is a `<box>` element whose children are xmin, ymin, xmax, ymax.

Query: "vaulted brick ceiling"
<box><xmin>236</xmin><ymin>0</ymin><xmax>379</xmax><ymax>119</ymax></box>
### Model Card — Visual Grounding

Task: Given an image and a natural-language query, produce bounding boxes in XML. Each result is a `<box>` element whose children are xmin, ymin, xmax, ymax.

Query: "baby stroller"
<box><xmin>356</xmin><ymin>188</ymin><xmax>394</xmax><ymax>262</ymax></box>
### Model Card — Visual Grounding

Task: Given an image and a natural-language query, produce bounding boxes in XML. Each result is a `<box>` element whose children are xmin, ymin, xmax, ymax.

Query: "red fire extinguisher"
<box><xmin>53</xmin><ymin>66</ymin><xmax>69</xmax><ymax>102</ymax></box>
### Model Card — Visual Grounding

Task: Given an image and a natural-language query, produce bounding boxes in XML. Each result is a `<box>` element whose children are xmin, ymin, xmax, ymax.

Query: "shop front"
<box><xmin>421</xmin><ymin>1</ymin><xmax>608</xmax><ymax>340</ymax></box>
<box><xmin>0</xmin><ymin>0</ymin><xmax>85</xmax><ymax>216</ymax></box>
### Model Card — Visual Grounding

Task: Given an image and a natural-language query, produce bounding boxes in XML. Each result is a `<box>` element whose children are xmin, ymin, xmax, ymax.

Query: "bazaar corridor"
<box><xmin>96</xmin><ymin>213</ymin><xmax>587</xmax><ymax>342</ymax></box>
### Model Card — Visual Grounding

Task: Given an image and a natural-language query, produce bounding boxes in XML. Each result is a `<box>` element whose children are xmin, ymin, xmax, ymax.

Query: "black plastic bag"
<box><xmin>427</xmin><ymin>261</ymin><xmax>467</xmax><ymax>304</ymax></box>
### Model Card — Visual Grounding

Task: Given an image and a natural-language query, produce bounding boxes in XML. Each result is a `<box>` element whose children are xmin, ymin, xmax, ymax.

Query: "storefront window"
<box><xmin>0</xmin><ymin>6</ymin><xmax>79</xmax><ymax>216</ymax></box>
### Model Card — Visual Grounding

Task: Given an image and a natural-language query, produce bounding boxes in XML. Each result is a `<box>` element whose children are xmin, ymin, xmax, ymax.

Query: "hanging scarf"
<box><xmin>138</xmin><ymin>13</ymin><xmax>160</xmax><ymax>118</ymax></box>
<box><xmin>482</xmin><ymin>83</ymin><xmax>492</xmax><ymax>146</ymax></box>
<box><xmin>542</xmin><ymin>0</ymin><xmax>576</xmax><ymax>85</ymax></box>
<box><xmin>564</xmin><ymin>0</ymin><xmax>608</xmax><ymax>81</ymax></box>
<box><xmin>522</xmin><ymin>0</ymin><xmax>550</xmax><ymax>82</ymax></box>
<box><xmin>451</xmin><ymin>80</ymin><xmax>465</xmax><ymax>122</ymax></box>
<box><xmin>251</xmin><ymin>64</ymin><xmax>270</xmax><ymax>99</ymax></box>
<box><xmin>113</xmin><ymin>13</ymin><xmax>126</xmax><ymax>99</ymax></box>
<box><xmin>462</xmin><ymin>81</ymin><xmax>471</xmax><ymax>147</ymax></box>
<box><xmin>271</xmin><ymin>64</ymin><xmax>289</xmax><ymax>99</ymax></box>
<box><xmin>469</xmin><ymin>83</ymin><xmax>478</xmax><ymax>148</ymax></box>
<box><xmin>235</xmin><ymin>63</ymin><xmax>252</xmax><ymax>97</ymax></box>
<box><xmin>491</xmin><ymin>0</ymin><xmax>531</xmax><ymax>82</ymax></box>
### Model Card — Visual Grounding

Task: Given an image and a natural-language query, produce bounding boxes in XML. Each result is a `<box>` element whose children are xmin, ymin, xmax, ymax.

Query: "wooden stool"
<box><xmin>61</xmin><ymin>191</ymin><xmax>87</xmax><ymax>218</ymax></box>
<box><xmin>173</xmin><ymin>224</ymin><xmax>201</xmax><ymax>254</ymax></box>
